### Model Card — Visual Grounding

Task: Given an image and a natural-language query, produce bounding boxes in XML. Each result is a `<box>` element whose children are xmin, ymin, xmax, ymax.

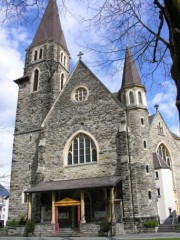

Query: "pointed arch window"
<box><xmin>60</xmin><ymin>73</ymin><xmax>64</xmax><ymax>90</ymax></box>
<box><xmin>39</xmin><ymin>49</ymin><xmax>43</xmax><ymax>59</ymax></box>
<box><xmin>138</xmin><ymin>91</ymin><xmax>142</xmax><ymax>104</ymax></box>
<box><xmin>68</xmin><ymin>134</ymin><xmax>97</xmax><ymax>165</ymax></box>
<box><xmin>33</xmin><ymin>69</ymin><xmax>39</xmax><ymax>91</ymax></box>
<box><xmin>60</xmin><ymin>52</ymin><xmax>63</xmax><ymax>63</ymax></box>
<box><xmin>157</xmin><ymin>144</ymin><xmax>171</xmax><ymax>167</ymax></box>
<box><xmin>34</xmin><ymin>50</ymin><xmax>38</xmax><ymax>61</ymax></box>
<box><xmin>64</xmin><ymin>56</ymin><xmax>66</xmax><ymax>66</ymax></box>
<box><xmin>129</xmin><ymin>91</ymin><xmax>134</xmax><ymax>104</ymax></box>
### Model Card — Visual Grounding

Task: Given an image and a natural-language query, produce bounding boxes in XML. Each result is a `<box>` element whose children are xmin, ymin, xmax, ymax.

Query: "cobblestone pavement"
<box><xmin>1</xmin><ymin>232</ymin><xmax>180</xmax><ymax>240</ymax></box>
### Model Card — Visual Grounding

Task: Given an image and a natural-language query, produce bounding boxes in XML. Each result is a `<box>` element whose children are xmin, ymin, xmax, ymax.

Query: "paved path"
<box><xmin>1</xmin><ymin>232</ymin><xmax>180</xmax><ymax>240</ymax></box>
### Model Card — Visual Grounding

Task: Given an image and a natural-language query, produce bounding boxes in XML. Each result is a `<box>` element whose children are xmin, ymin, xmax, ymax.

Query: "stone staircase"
<box><xmin>34</xmin><ymin>226</ymin><xmax>80</xmax><ymax>237</ymax></box>
<box><xmin>157</xmin><ymin>224</ymin><xmax>180</xmax><ymax>233</ymax></box>
<box><xmin>158</xmin><ymin>225</ymin><xmax>176</xmax><ymax>232</ymax></box>
<box><xmin>55</xmin><ymin>228</ymin><xmax>81</xmax><ymax>237</ymax></box>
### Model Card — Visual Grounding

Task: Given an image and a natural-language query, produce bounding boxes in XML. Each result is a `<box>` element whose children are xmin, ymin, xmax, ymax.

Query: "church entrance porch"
<box><xmin>25</xmin><ymin>176</ymin><xmax>123</xmax><ymax>236</ymax></box>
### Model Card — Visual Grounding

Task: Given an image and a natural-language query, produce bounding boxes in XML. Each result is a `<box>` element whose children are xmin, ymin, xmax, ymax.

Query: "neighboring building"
<box><xmin>9</xmin><ymin>0</ymin><xmax>180</xmax><ymax>235</ymax></box>
<box><xmin>0</xmin><ymin>184</ymin><xmax>9</xmax><ymax>227</ymax></box>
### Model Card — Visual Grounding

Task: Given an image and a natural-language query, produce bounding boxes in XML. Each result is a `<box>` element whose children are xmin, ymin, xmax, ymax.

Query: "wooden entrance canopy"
<box><xmin>25</xmin><ymin>175</ymin><xmax>121</xmax><ymax>193</ymax></box>
<box><xmin>55</xmin><ymin>198</ymin><xmax>80</xmax><ymax>207</ymax></box>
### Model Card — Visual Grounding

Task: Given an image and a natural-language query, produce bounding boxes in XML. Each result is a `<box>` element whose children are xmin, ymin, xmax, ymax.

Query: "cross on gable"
<box><xmin>77</xmin><ymin>51</ymin><xmax>84</xmax><ymax>60</ymax></box>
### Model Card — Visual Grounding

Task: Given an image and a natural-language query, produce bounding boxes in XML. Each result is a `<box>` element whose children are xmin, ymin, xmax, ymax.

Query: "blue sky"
<box><xmin>0</xmin><ymin>0</ymin><xmax>179</xmax><ymax>188</ymax></box>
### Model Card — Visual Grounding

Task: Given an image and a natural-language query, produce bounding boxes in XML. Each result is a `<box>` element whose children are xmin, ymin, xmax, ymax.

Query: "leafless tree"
<box><xmin>1</xmin><ymin>0</ymin><xmax>180</xmax><ymax>118</ymax></box>
<box><xmin>78</xmin><ymin>0</ymin><xmax>180</xmax><ymax>118</ymax></box>
<box><xmin>0</xmin><ymin>0</ymin><xmax>68</xmax><ymax>26</ymax></box>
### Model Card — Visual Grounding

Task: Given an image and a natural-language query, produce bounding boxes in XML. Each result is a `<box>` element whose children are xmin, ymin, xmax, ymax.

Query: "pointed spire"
<box><xmin>121</xmin><ymin>47</ymin><xmax>142</xmax><ymax>89</ymax></box>
<box><xmin>31</xmin><ymin>0</ymin><xmax>69</xmax><ymax>54</ymax></box>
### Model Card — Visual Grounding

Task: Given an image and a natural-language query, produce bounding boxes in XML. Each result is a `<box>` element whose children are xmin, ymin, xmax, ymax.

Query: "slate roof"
<box><xmin>0</xmin><ymin>184</ymin><xmax>9</xmax><ymax>198</ymax></box>
<box><xmin>148</xmin><ymin>114</ymin><xmax>155</xmax><ymax>124</ymax></box>
<box><xmin>31</xmin><ymin>0</ymin><xmax>69</xmax><ymax>54</ymax></box>
<box><xmin>153</xmin><ymin>153</ymin><xmax>170</xmax><ymax>170</ymax></box>
<box><xmin>120</xmin><ymin>47</ymin><xmax>143</xmax><ymax>89</ymax></box>
<box><xmin>25</xmin><ymin>175</ymin><xmax>121</xmax><ymax>193</ymax></box>
<box><xmin>170</xmin><ymin>131</ymin><xmax>180</xmax><ymax>139</ymax></box>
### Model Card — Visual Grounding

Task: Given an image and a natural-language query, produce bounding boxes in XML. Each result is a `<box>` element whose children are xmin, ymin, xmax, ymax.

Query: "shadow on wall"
<box><xmin>163</xmin><ymin>210</ymin><xmax>176</xmax><ymax>225</ymax></box>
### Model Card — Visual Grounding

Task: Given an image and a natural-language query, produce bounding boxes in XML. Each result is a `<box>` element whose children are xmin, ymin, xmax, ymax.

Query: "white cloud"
<box><xmin>0</xmin><ymin>0</ymin><xmax>179</xmax><ymax>188</ymax></box>
<box><xmin>147</xmin><ymin>82</ymin><xmax>179</xmax><ymax>133</ymax></box>
<box><xmin>0</xmin><ymin>27</ymin><xmax>24</xmax><ymax>186</ymax></box>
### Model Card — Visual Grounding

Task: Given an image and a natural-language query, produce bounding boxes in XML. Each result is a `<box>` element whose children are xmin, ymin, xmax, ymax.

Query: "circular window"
<box><xmin>74</xmin><ymin>87</ymin><xmax>88</xmax><ymax>102</ymax></box>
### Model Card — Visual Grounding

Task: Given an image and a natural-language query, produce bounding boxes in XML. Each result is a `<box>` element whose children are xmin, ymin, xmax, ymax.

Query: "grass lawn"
<box><xmin>135</xmin><ymin>239</ymin><xmax>180</xmax><ymax>240</ymax></box>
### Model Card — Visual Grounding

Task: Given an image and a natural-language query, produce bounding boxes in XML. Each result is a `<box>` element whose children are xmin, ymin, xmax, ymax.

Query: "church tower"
<box><xmin>119</xmin><ymin>48</ymin><xmax>158</xmax><ymax>223</ymax></box>
<box><xmin>9</xmin><ymin>0</ymin><xmax>69</xmax><ymax>219</ymax></box>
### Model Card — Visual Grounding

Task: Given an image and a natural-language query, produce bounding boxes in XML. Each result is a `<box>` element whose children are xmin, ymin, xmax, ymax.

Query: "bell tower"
<box><xmin>119</xmin><ymin>48</ymin><xmax>158</xmax><ymax>225</ymax></box>
<box><xmin>9</xmin><ymin>0</ymin><xmax>70</xmax><ymax>220</ymax></box>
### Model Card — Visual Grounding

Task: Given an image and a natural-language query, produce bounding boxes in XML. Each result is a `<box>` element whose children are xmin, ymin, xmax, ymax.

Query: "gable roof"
<box><xmin>120</xmin><ymin>47</ymin><xmax>143</xmax><ymax>90</ymax></box>
<box><xmin>149</xmin><ymin>111</ymin><xmax>180</xmax><ymax>140</ymax></box>
<box><xmin>0</xmin><ymin>184</ymin><xmax>9</xmax><ymax>198</ymax></box>
<box><xmin>31</xmin><ymin>0</ymin><xmax>69</xmax><ymax>54</ymax></box>
<box><xmin>25</xmin><ymin>175</ymin><xmax>121</xmax><ymax>193</ymax></box>
<box><xmin>41</xmin><ymin>60</ymin><xmax>124</xmax><ymax>128</ymax></box>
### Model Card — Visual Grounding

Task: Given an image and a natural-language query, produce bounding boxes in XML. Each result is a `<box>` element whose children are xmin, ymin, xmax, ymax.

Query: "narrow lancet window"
<box><xmin>138</xmin><ymin>91</ymin><xmax>142</xmax><ymax>104</ymax></box>
<box><xmin>129</xmin><ymin>91</ymin><xmax>134</xmax><ymax>104</ymax></box>
<box><xmin>60</xmin><ymin>74</ymin><xmax>64</xmax><ymax>90</ymax></box>
<box><xmin>33</xmin><ymin>69</ymin><xmax>39</xmax><ymax>91</ymax></box>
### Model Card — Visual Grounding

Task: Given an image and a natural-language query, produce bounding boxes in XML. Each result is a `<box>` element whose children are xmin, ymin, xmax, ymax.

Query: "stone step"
<box><xmin>158</xmin><ymin>225</ymin><xmax>176</xmax><ymax>232</ymax></box>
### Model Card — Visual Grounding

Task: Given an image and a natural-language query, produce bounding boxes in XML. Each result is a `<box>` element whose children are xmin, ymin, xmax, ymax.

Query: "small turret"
<box><xmin>119</xmin><ymin>47</ymin><xmax>147</xmax><ymax>108</ymax></box>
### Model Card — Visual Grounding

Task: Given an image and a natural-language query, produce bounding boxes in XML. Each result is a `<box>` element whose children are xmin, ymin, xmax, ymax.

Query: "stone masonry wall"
<box><xmin>9</xmin><ymin>40</ymin><xmax>70</xmax><ymax>220</ymax></box>
<box><xmin>126</xmin><ymin>108</ymin><xmax>158</xmax><ymax>219</ymax></box>
<box><xmin>149</xmin><ymin>111</ymin><xmax>180</xmax><ymax>215</ymax></box>
<box><xmin>37</xmin><ymin>61</ymin><xmax>124</xmax><ymax>181</ymax></box>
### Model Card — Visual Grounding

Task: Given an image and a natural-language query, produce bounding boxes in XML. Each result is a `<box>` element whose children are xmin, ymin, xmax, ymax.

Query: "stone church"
<box><xmin>9</xmin><ymin>0</ymin><xmax>180</xmax><ymax>236</ymax></box>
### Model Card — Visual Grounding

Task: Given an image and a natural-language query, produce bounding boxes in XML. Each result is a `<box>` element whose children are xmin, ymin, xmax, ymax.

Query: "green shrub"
<box><xmin>23</xmin><ymin>220</ymin><xmax>35</xmax><ymax>236</ymax></box>
<box><xmin>101</xmin><ymin>216</ymin><xmax>110</xmax><ymax>232</ymax></box>
<box><xmin>18</xmin><ymin>215</ymin><xmax>26</xmax><ymax>225</ymax></box>
<box><xmin>6</xmin><ymin>219</ymin><xmax>18</xmax><ymax>227</ymax></box>
<box><xmin>144</xmin><ymin>219</ymin><xmax>159</xmax><ymax>228</ymax></box>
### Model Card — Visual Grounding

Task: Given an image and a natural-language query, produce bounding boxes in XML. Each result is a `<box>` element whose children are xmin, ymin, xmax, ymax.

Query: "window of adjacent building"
<box><xmin>68</xmin><ymin>134</ymin><xmax>97</xmax><ymax>165</ymax></box>
<box><xmin>157</xmin><ymin>188</ymin><xmax>161</xmax><ymax>198</ymax></box>
<box><xmin>33</xmin><ymin>69</ymin><xmax>39</xmax><ymax>91</ymax></box>
<box><xmin>144</xmin><ymin>141</ymin><xmax>147</xmax><ymax>149</ymax></box>
<box><xmin>157</xmin><ymin>122</ymin><xmax>164</xmax><ymax>134</ymax></box>
<box><xmin>148</xmin><ymin>190</ymin><xmax>152</xmax><ymax>200</ymax></box>
<box><xmin>60</xmin><ymin>73</ymin><xmax>64</xmax><ymax>91</ymax></box>
<box><xmin>74</xmin><ymin>87</ymin><xmax>87</xmax><ymax>102</ymax></box>
<box><xmin>64</xmin><ymin>56</ymin><xmax>66</xmax><ymax>66</ymax></box>
<box><xmin>138</xmin><ymin>91</ymin><xmax>142</xmax><ymax>104</ymax></box>
<box><xmin>129</xmin><ymin>91</ymin><xmax>134</xmax><ymax>104</ymax></box>
<box><xmin>157</xmin><ymin>144</ymin><xmax>171</xmax><ymax>167</ymax></box>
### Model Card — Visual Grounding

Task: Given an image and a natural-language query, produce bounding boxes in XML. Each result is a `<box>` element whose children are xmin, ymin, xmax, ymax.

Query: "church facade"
<box><xmin>9</xmin><ymin>0</ymin><xmax>180</xmax><ymax>235</ymax></box>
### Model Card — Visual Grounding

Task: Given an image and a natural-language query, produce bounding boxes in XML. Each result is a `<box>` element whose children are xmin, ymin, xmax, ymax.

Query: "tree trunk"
<box><xmin>164</xmin><ymin>0</ymin><xmax>180</xmax><ymax>120</ymax></box>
